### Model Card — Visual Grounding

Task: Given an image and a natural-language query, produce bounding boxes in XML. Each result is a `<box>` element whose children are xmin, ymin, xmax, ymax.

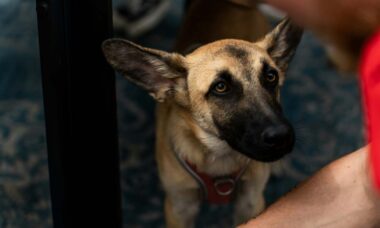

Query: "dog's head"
<box><xmin>102</xmin><ymin>18</ymin><xmax>303</xmax><ymax>162</ymax></box>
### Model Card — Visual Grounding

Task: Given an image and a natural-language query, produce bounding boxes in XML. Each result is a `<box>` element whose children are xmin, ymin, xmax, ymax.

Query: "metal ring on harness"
<box><xmin>213</xmin><ymin>178</ymin><xmax>236</xmax><ymax>196</ymax></box>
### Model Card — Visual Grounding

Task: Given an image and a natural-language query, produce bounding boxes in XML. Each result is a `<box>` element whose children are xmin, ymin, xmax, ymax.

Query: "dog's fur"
<box><xmin>102</xmin><ymin>18</ymin><xmax>302</xmax><ymax>227</ymax></box>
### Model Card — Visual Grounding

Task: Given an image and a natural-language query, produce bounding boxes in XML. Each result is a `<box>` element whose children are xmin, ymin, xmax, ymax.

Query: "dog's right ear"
<box><xmin>102</xmin><ymin>39</ymin><xmax>187</xmax><ymax>102</ymax></box>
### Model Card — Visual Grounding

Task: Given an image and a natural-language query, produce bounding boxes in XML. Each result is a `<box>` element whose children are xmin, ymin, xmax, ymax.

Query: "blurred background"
<box><xmin>0</xmin><ymin>0</ymin><xmax>364</xmax><ymax>227</ymax></box>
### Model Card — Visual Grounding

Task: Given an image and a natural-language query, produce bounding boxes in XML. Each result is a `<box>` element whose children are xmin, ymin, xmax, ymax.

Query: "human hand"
<box><xmin>264</xmin><ymin>0</ymin><xmax>380</xmax><ymax>57</ymax></box>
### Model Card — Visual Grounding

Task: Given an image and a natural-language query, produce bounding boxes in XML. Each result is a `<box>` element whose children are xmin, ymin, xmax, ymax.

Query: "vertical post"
<box><xmin>36</xmin><ymin>0</ymin><xmax>122</xmax><ymax>227</ymax></box>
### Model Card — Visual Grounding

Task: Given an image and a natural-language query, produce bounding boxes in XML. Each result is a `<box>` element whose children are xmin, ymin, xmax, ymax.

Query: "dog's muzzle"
<box><xmin>228</xmin><ymin>123</ymin><xmax>295</xmax><ymax>162</ymax></box>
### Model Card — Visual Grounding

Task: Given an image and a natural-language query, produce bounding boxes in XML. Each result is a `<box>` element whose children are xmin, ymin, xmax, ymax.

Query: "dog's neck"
<box><xmin>167</xmin><ymin>104</ymin><xmax>248</xmax><ymax>176</ymax></box>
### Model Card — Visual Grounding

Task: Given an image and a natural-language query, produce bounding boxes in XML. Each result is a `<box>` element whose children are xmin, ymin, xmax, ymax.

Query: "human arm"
<box><xmin>239</xmin><ymin>146</ymin><xmax>380</xmax><ymax>228</ymax></box>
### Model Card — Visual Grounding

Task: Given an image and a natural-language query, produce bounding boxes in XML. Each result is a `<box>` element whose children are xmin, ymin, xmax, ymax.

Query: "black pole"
<box><xmin>36</xmin><ymin>0</ymin><xmax>122</xmax><ymax>227</ymax></box>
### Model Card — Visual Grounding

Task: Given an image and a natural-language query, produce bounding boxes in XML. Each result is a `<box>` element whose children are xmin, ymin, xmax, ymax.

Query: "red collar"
<box><xmin>175</xmin><ymin>153</ymin><xmax>250</xmax><ymax>204</ymax></box>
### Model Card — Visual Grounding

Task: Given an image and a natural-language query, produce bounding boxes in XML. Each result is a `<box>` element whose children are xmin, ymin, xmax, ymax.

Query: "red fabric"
<box><xmin>186</xmin><ymin>161</ymin><xmax>239</xmax><ymax>204</ymax></box>
<box><xmin>360</xmin><ymin>28</ymin><xmax>380</xmax><ymax>192</ymax></box>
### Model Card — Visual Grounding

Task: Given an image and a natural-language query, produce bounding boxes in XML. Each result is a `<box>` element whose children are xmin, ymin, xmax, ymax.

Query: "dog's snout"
<box><xmin>261</xmin><ymin>125</ymin><xmax>292</xmax><ymax>149</ymax></box>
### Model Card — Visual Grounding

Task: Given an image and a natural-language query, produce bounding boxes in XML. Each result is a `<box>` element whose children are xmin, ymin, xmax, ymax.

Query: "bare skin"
<box><xmin>266</xmin><ymin>0</ymin><xmax>380</xmax><ymax>45</ymax></box>
<box><xmin>239</xmin><ymin>146</ymin><xmax>380</xmax><ymax>228</ymax></box>
<box><xmin>266</xmin><ymin>0</ymin><xmax>380</xmax><ymax>71</ymax></box>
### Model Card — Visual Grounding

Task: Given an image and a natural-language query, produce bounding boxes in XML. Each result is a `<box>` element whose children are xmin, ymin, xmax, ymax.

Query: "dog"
<box><xmin>102</xmin><ymin>18</ymin><xmax>302</xmax><ymax>227</ymax></box>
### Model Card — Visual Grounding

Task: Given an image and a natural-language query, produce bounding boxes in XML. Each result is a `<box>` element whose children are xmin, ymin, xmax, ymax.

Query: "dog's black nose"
<box><xmin>261</xmin><ymin>125</ymin><xmax>292</xmax><ymax>149</ymax></box>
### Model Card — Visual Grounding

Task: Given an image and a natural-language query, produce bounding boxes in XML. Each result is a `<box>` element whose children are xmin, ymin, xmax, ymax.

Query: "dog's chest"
<box><xmin>177</xmin><ymin>154</ymin><xmax>250</xmax><ymax>204</ymax></box>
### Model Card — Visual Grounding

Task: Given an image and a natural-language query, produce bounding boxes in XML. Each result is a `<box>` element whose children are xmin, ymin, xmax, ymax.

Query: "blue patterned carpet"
<box><xmin>0</xmin><ymin>0</ymin><xmax>364</xmax><ymax>227</ymax></box>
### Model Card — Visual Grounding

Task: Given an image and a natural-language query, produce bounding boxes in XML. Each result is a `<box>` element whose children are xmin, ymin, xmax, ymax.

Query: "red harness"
<box><xmin>175</xmin><ymin>153</ymin><xmax>250</xmax><ymax>204</ymax></box>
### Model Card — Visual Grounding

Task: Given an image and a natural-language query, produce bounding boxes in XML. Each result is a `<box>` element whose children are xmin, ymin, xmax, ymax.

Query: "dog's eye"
<box><xmin>265</xmin><ymin>69</ymin><xmax>278</xmax><ymax>84</ymax></box>
<box><xmin>213</xmin><ymin>81</ymin><xmax>229</xmax><ymax>94</ymax></box>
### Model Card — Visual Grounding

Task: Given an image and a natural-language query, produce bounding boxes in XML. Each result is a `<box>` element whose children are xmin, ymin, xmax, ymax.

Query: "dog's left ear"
<box><xmin>258</xmin><ymin>18</ymin><xmax>303</xmax><ymax>72</ymax></box>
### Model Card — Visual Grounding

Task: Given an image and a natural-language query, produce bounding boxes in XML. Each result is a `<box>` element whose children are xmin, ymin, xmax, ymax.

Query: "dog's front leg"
<box><xmin>164</xmin><ymin>189</ymin><xmax>201</xmax><ymax>228</ymax></box>
<box><xmin>234</xmin><ymin>180</ymin><xmax>266</xmax><ymax>226</ymax></box>
<box><xmin>234</xmin><ymin>163</ymin><xmax>271</xmax><ymax>225</ymax></box>
<box><xmin>234</xmin><ymin>161</ymin><xmax>271</xmax><ymax>225</ymax></box>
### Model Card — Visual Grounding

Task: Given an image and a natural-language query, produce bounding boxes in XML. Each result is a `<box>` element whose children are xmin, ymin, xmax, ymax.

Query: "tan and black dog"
<box><xmin>102</xmin><ymin>18</ymin><xmax>302</xmax><ymax>227</ymax></box>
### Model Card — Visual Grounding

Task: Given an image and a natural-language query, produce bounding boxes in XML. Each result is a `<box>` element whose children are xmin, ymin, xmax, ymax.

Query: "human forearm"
<box><xmin>239</xmin><ymin>146</ymin><xmax>380</xmax><ymax>228</ymax></box>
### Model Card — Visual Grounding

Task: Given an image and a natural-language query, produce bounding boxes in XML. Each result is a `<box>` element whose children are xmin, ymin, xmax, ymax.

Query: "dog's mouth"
<box><xmin>238</xmin><ymin>146</ymin><xmax>293</xmax><ymax>162</ymax></box>
<box><xmin>226</xmin><ymin>140</ymin><xmax>294</xmax><ymax>162</ymax></box>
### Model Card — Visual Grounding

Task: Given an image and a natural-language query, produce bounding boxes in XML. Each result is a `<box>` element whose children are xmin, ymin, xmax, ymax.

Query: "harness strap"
<box><xmin>174</xmin><ymin>150</ymin><xmax>250</xmax><ymax>204</ymax></box>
